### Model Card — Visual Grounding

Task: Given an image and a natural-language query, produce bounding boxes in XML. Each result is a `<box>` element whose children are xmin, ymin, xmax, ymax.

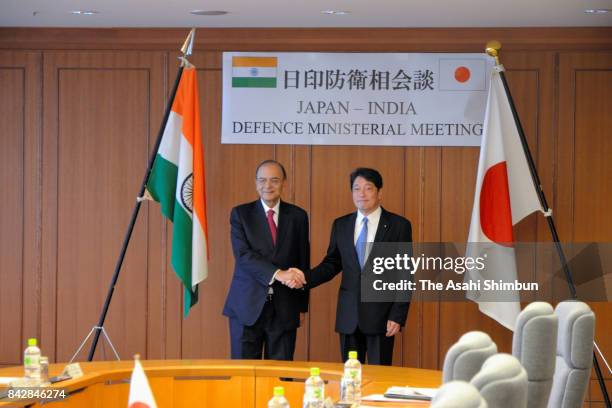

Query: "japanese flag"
<box><xmin>465</xmin><ymin>65</ymin><xmax>544</xmax><ymax>330</ymax></box>
<box><xmin>128</xmin><ymin>358</ymin><xmax>158</xmax><ymax>408</ymax></box>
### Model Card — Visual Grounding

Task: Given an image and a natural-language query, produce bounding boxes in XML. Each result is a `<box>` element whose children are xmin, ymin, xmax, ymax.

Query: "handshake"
<box><xmin>275</xmin><ymin>268</ymin><xmax>307</xmax><ymax>289</ymax></box>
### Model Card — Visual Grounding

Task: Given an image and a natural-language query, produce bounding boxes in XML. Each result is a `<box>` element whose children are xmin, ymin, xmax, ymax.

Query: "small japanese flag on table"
<box><xmin>128</xmin><ymin>356</ymin><xmax>158</xmax><ymax>408</ymax></box>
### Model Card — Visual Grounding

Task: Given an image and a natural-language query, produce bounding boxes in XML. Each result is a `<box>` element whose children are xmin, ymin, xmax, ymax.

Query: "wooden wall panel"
<box><xmin>573</xmin><ymin>69</ymin><xmax>612</xmax><ymax>242</ymax></box>
<box><xmin>0</xmin><ymin>62</ymin><xmax>25</xmax><ymax>366</ymax></box>
<box><xmin>0</xmin><ymin>58</ymin><xmax>25</xmax><ymax>364</ymax></box>
<box><xmin>414</xmin><ymin>148</ymin><xmax>444</xmax><ymax>370</ymax></box>
<box><xmin>0</xmin><ymin>31</ymin><xmax>610</xmax><ymax>387</ymax></box>
<box><xmin>0</xmin><ymin>51</ymin><xmax>41</xmax><ymax>365</ymax></box>
<box><xmin>438</xmin><ymin>146</ymin><xmax>483</xmax><ymax>356</ymax></box>
<box><xmin>401</xmin><ymin>148</ymin><xmax>424</xmax><ymax>368</ymax></box>
<box><xmin>41</xmin><ymin>52</ymin><xmax>166</xmax><ymax>362</ymax></box>
<box><xmin>558</xmin><ymin>52</ymin><xmax>612</xmax><ymax>390</ymax></box>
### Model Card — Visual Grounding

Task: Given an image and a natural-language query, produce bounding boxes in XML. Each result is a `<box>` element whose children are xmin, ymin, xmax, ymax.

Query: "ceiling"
<box><xmin>1</xmin><ymin>0</ymin><xmax>611</xmax><ymax>27</ymax></box>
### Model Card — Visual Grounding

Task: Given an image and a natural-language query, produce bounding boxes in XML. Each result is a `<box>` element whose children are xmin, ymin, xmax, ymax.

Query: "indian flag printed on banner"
<box><xmin>232</xmin><ymin>56</ymin><xmax>278</xmax><ymax>88</ymax></box>
<box><xmin>146</xmin><ymin>67</ymin><xmax>209</xmax><ymax>317</ymax></box>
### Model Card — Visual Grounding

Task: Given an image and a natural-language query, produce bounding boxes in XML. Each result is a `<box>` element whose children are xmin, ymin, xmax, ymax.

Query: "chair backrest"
<box><xmin>442</xmin><ymin>331</ymin><xmax>497</xmax><ymax>383</ymax></box>
<box><xmin>512</xmin><ymin>301</ymin><xmax>558</xmax><ymax>408</ymax></box>
<box><xmin>547</xmin><ymin>300</ymin><xmax>595</xmax><ymax>408</ymax></box>
<box><xmin>471</xmin><ymin>353</ymin><xmax>528</xmax><ymax>408</ymax></box>
<box><xmin>431</xmin><ymin>381</ymin><xmax>488</xmax><ymax>408</ymax></box>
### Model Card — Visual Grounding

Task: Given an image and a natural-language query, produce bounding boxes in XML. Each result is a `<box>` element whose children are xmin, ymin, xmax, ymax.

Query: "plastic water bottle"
<box><xmin>24</xmin><ymin>338</ymin><xmax>41</xmax><ymax>385</ymax></box>
<box><xmin>340</xmin><ymin>350</ymin><xmax>362</xmax><ymax>404</ymax></box>
<box><xmin>268</xmin><ymin>386</ymin><xmax>290</xmax><ymax>408</ymax></box>
<box><xmin>39</xmin><ymin>356</ymin><xmax>50</xmax><ymax>387</ymax></box>
<box><xmin>303</xmin><ymin>367</ymin><xmax>325</xmax><ymax>408</ymax></box>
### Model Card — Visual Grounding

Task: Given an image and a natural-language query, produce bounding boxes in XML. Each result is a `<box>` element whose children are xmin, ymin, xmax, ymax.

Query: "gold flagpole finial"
<box><xmin>181</xmin><ymin>28</ymin><xmax>196</xmax><ymax>57</ymax></box>
<box><xmin>485</xmin><ymin>40</ymin><xmax>502</xmax><ymax>65</ymax></box>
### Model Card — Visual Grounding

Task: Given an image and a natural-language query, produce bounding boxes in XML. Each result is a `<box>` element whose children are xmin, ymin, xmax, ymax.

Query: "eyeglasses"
<box><xmin>256</xmin><ymin>177</ymin><xmax>282</xmax><ymax>186</ymax></box>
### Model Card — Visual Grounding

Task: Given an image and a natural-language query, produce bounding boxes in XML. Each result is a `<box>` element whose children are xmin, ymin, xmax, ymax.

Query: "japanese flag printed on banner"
<box><xmin>439</xmin><ymin>58</ymin><xmax>487</xmax><ymax>91</ymax></box>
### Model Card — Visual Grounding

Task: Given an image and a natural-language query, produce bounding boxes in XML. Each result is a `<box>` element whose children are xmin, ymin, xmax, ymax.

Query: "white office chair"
<box><xmin>547</xmin><ymin>300</ymin><xmax>595</xmax><ymax>408</ymax></box>
<box><xmin>512</xmin><ymin>301</ymin><xmax>558</xmax><ymax>408</ymax></box>
<box><xmin>471</xmin><ymin>353</ymin><xmax>528</xmax><ymax>408</ymax></box>
<box><xmin>442</xmin><ymin>331</ymin><xmax>497</xmax><ymax>383</ymax></box>
<box><xmin>431</xmin><ymin>381</ymin><xmax>488</xmax><ymax>408</ymax></box>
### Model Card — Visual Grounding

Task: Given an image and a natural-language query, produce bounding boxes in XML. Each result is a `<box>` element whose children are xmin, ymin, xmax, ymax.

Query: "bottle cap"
<box><xmin>310</xmin><ymin>367</ymin><xmax>320</xmax><ymax>376</ymax></box>
<box><xmin>28</xmin><ymin>338</ymin><xmax>37</xmax><ymax>347</ymax></box>
<box><xmin>273</xmin><ymin>386</ymin><xmax>284</xmax><ymax>396</ymax></box>
<box><xmin>348</xmin><ymin>351</ymin><xmax>358</xmax><ymax>359</ymax></box>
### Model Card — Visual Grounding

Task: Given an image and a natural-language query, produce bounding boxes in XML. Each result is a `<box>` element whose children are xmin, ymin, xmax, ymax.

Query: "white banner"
<box><xmin>222</xmin><ymin>52</ymin><xmax>494</xmax><ymax>146</ymax></box>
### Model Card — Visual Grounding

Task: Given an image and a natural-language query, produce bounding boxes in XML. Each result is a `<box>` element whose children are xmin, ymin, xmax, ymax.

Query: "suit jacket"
<box><xmin>307</xmin><ymin>207</ymin><xmax>412</xmax><ymax>335</ymax></box>
<box><xmin>223</xmin><ymin>200</ymin><xmax>309</xmax><ymax>330</ymax></box>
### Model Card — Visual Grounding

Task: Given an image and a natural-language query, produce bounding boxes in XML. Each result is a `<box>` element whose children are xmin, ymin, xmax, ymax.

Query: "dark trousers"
<box><xmin>229</xmin><ymin>299</ymin><xmax>296</xmax><ymax>360</ymax></box>
<box><xmin>340</xmin><ymin>327</ymin><xmax>395</xmax><ymax>366</ymax></box>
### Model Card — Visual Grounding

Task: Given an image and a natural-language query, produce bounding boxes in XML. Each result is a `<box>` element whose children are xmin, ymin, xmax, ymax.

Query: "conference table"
<box><xmin>0</xmin><ymin>359</ymin><xmax>441</xmax><ymax>407</ymax></box>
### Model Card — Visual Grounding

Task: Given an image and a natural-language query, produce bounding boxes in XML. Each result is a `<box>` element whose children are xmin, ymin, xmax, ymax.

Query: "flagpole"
<box><xmin>81</xmin><ymin>29</ymin><xmax>197</xmax><ymax>362</ymax></box>
<box><xmin>485</xmin><ymin>41</ymin><xmax>577</xmax><ymax>299</ymax></box>
<box><xmin>485</xmin><ymin>41</ymin><xmax>610</xmax><ymax>407</ymax></box>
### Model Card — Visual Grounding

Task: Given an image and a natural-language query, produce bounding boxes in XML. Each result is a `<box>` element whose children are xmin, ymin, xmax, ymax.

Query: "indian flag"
<box><xmin>146</xmin><ymin>67</ymin><xmax>209</xmax><ymax>317</ymax></box>
<box><xmin>232</xmin><ymin>56</ymin><xmax>277</xmax><ymax>88</ymax></box>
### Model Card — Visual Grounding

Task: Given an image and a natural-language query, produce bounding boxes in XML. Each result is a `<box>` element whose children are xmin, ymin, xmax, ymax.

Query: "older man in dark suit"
<box><xmin>298</xmin><ymin>167</ymin><xmax>412</xmax><ymax>365</ymax></box>
<box><xmin>223</xmin><ymin>160</ymin><xmax>308</xmax><ymax>360</ymax></box>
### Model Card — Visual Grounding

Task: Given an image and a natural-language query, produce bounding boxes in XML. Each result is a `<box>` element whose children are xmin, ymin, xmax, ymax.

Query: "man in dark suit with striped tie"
<box><xmin>223</xmin><ymin>160</ymin><xmax>309</xmax><ymax>360</ymax></box>
<box><xmin>300</xmin><ymin>168</ymin><xmax>412</xmax><ymax>365</ymax></box>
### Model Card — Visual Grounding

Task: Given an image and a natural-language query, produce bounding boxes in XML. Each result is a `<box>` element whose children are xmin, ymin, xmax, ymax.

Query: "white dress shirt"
<box><xmin>354</xmin><ymin>206</ymin><xmax>382</xmax><ymax>245</ymax></box>
<box><xmin>261</xmin><ymin>199</ymin><xmax>280</xmax><ymax>226</ymax></box>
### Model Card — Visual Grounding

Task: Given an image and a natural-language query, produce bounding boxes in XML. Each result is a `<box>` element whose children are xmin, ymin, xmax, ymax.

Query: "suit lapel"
<box><xmin>344</xmin><ymin>212</ymin><xmax>362</xmax><ymax>271</ymax></box>
<box><xmin>374</xmin><ymin>208</ymin><xmax>391</xmax><ymax>243</ymax></box>
<box><xmin>274</xmin><ymin>201</ymin><xmax>289</xmax><ymax>252</ymax></box>
<box><xmin>253</xmin><ymin>200</ymin><xmax>275</xmax><ymax>251</ymax></box>
<box><xmin>360</xmin><ymin>208</ymin><xmax>390</xmax><ymax>269</ymax></box>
